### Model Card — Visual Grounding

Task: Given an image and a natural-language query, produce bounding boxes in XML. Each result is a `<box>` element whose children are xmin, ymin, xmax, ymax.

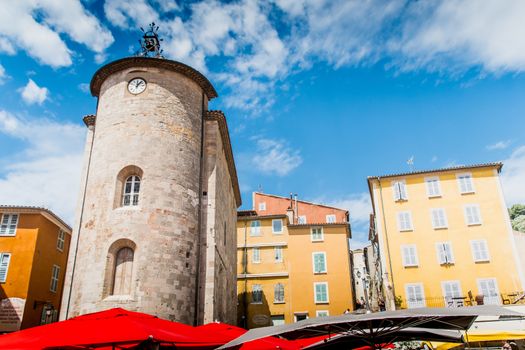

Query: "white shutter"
<box><xmin>425</xmin><ymin>177</ymin><xmax>441</xmax><ymax>197</ymax></box>
<box><xmin>393</xmin><ymin>182</ymin><xmax>401</xmax><ymax>200</ymax></box>
<box><xmin>465</xmin><ymin>205</ymin><xmax>481</xmax><ymax>225</ymax></box>
<box><xmin>402</xmin><ymin>245</ymin><xmax>418</xmax><ymax>266</ymax></box>
<box><xmin>471</xmin><ymin>240</ymin><xmax>489</xmax><ymax>262</ymax></box>
<box><xmin>458</xmin><ymin>174</ymin><xmax>475</xmax><ymax>193</ymax></box>
<box><xmin>0</xmin><ymin>253</ymin><xmax>11</xmax><ymax>282</ymax></box>
<box><xmin>398</xmin><ymin>211</ymin><xmax>413</xmax><ymax>231</ymax></box>
<box><xmin>478</xmin><ymin>279</ymin><xmax>499</xmax><ymax>305</ymax></box>
<box><xmin>406</xmin><ymin>284</ymin><xmax>425</xmax><ymax>308</ymax></box>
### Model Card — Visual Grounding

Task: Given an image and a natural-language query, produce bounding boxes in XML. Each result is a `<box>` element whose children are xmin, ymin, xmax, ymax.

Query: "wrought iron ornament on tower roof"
<box><xmin>137</xmin><ymin>22</ymin><xmax>164</xmax><ymax>58</ymax></box>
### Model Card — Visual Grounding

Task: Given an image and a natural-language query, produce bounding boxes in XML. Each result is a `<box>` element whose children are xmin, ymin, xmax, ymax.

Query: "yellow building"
<box><xmin>368</xmin><ymin>163</ymin><xmax>525</xmax><ymax>310</ymax></box>
<box><xmin>237</xmin><ymin>193</ymin><xmax>353</xmax><ymax>329</ymax></box>
<box><xmin>0</xmin><ymin>206</ymin><xmax>71</xmax><ymax>332</ymax></box>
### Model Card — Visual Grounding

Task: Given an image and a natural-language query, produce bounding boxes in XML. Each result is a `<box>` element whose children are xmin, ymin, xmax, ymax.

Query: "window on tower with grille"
<box><xmin>392</xmin><ymin>180</ymin><xmax>408</xmax><ymax>201</ymax></box>
<box><xmin>122</xmin><ymin>176</ymin><xmax>140</xmax><ymax>206</ymax></box>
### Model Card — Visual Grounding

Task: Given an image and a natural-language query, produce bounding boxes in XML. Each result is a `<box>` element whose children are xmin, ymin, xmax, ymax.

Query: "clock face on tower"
<box><xmin>128</xmin><ymin>78</ymin><xmax>147</xmax><ymax>94</ymax></box>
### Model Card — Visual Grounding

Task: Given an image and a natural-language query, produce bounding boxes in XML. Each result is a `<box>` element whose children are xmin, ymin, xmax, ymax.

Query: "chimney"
<box><xmin>286</xmin><ymin>207</ymin><xmax>294</xmax><ymax>225</ymax></box>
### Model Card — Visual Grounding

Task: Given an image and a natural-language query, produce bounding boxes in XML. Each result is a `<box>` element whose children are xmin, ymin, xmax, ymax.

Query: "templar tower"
<box><xmin>60</xmin><ymin>25</ymin><xmax>241</xmax><ymax>325</ymax></box>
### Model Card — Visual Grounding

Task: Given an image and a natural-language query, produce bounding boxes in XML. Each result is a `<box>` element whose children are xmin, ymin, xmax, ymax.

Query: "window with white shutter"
<box><xmin>457</xmin><ymin>173</ymin><xmax>475</xmax><ymax>194</ymax></box>
<box><xmin>298</xmin><ymin>216</ymin><xmax>307</xmax><ymax>224</ymax></box>
<box><xmin>274</xmin><ymin>283</ymin><xmax>284</xmax><ymax>303</ymax></box>
<box><xmin>274</xmin><ymin>247</ymin><xmax>283</xmax><ymax>262</ymax></box>
<box><xmin>312</xmin><ymin>252</ymin><xmax>327</xmax><ymax>273</ymax></box>
<box><xmin>405</xmin><ymin>283</ymin><xmax>425</xmax><ymax>308</ymax></box>
<box><xmin>392</xmin><ymin>180</ymin><xmax>408</xmax><ymax>201</ymax></box>
<box><xmin>464</xmin><ymin>205</ymin><xmax>482</xmax><ymax>225</ymax></box>
<box><xmin>470</xmin><ymin>240</ymin><xmax>490</xmax><ymax>262</ymax></box>
<box><xmin>401</xmin><ymin>245</ymin><xmax>418</xmax><ymax>267</ymax></box>
<box><xmin>0</xmin><ymin>253</ymin><xmax>11</xmax><ymax>282</ymax></box>
<box><xmin>435</xmin><ymin>242</ymin><xmax>454</xmax><ymax>265</ymax></box>
<box><xmin>397</xmin><ymin>211</ymin><xmax>413</xmax><ymax>231</ymax></box>
<box><xmin>252</xmin><ymin>247</ymin><xmax>261</xmax><ymax>263</ymax></box>
<box><xmin>477</xmin><ymin>278</ymin><xmax>499</xmax><ymax>305</ymax></box>
<box><xmin>50</xmin><ymin>265</ymin><xmax>60</xmax><ymax>293</ymax></box>
<box><xmin>425</xmin><ymin>177</ymin><xmax>442</xmax><ymax>197</ymax></box>
<box><xmin>259</xmin><ymin>202</ymin><xmax>266</xmax><ymax>211</ymax></box>
<box><xmin>0</xmin><ymin>214</ymin><xmax>18</xmax><ymax>236</ymax></box>
<box><xmin>442</xmin><ymin>281</ymin><xmax>462</xmax><ymax>307</ymax></box>
<box><xmin>430</xmin><ymin>208</ymin><xmax>448</xmax><ymax>229</ymax></box>
<box><xmin>57</xmin><ymin>229</ymin><xmax>65</xmax><ymax>251</ymax></box>
<box><xmin>250</xmin><ymin>220</ymin><xmax>261</xmax><ymax>236</ymax></box>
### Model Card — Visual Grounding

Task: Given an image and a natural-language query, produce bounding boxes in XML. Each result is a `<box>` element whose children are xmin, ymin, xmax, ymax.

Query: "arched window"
<box><xmin>274</xmin><ymin>283</ymin><xmax>285</xmax><ymax>303</ymax></box>
<box><xmin>122</xmin><ymin>176</ymin><xmax>140</xmax><ymax>206</ymax></box>
<box><xmin>112</xmin><ymin>247</ymin><xmax>134</xmax><ymax>295</ymax></box>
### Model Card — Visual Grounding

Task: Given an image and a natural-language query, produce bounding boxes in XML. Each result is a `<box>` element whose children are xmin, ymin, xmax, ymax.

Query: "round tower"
<box><xmin>61</xmin><ymin>56</ymin><xmax>219</xmax><ymax>324</ymax></box>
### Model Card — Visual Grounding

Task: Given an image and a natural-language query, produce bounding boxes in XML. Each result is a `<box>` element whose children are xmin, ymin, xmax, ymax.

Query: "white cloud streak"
<box><xmin>247</xmin><ymin>138</ymin><xmax>302</xmax><ymax>176</ymax></box>
<box><xmin>18</xmin><ymin>79</ymin><xmax>49</xmax><ymax>105</ymax></box>
<box><xmin>501</xmin><ymin>146</ymin><xmax>525</xmax><ymax>206</ymax></box>
<box><xmin>0</xmin><ymin>64</ymin><xmax>6</xmax><ymax>84</ymax></box>
<box><xmin>0</xmin><ymin>0</ymin><xmax>113</xmax><ymax>67</ymax></box>
<box><xmin>0</xmin><ymin>111</ymin><xmax>85</xmax><ymax>224</ymax></box>
<box><xmin>487</xmin><ymin>140</ymin><xmax>511</xmax><ymax>151</ymax></box>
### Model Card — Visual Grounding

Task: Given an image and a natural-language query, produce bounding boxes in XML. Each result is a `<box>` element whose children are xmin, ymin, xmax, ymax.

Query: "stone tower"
<box><xmin>60</xmin><ymin>57</ymin><xmax>241</xmax><ymax>325</ymax></box>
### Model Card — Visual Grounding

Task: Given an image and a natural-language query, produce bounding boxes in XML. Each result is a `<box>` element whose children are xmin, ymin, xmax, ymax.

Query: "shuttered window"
<box><xmin>0</xmin><ymin>214</ymin><xmax>18</xmax><ymax>236</ymax></box>
<box><xmin>50</xmin><ymin>265</ymin><xmax>60</xmax><ymax>293</ymax></box>
<box><xmin>311</xmin><ymin>227</ymin><xmax>323</xmax><ymax>241</ymax></box>
<box><xmin>397</xmin><ymin>211</ymin><xmax>413</xmax><ymax>231</ymax></box>
<box><xmin>436</xmin><ymin>242</ymin><xmax>454</xmax><ymax>265</ymax></box>
<box><xmin>401</xmin><ymin>245</ymin><xmax>419</xmax><ymax>267</ymax></box>
<box><xmin>326</xmin><ymin>214</ymin><xmax>336</xmax><ymax>223</ymax></box>
<box><xmin>312</xmin><ymin>252</ymin><xmax>327</xmax><ymax>273</ymax></box>
<box><xmin>470</xmin><ymin>240</ymin><xmax>490</xmax><ymax>262</ymax></box>
<box><xmin>392</xmin><ymin>180</ymin><xmax>408</xmax><ymax>201</ymax></box>
<box><xmin>431</xmin><ymin>208</ymin><xmax>448</xmax><ymax>229</ymax></box>
<box><xmin>425</xmin><ymin>177</ymin><xmax>441</xmax><ymax>197</ymax></box>
<box><xmin>405</xmin><ymin>283</ymin><xmax>425</xmax><ymax>308</ymax></box>
<box><xmin>274</xmin><ymin>283</ymin><xmax>285</xmax><ymax>303</ymax></box>
<box><xmin>314</xmin><ymin>282</ymin><xmax>329</xmax><ymax>303</ymax></box>
<box><xmin>457</xmin><ymin>173</ymin><xmax>475</xmax><ymax>194</ymax></box>
<box><xmin>274</xmin><ymin>247</ymin><xmax>283</xmax><ymax>262</ymax></box>
<box><xmin>0</xmin><ymin>253</ymin><xmax>11</xmax><ymax>282</ymax></box>
<box><xmin>252</xmin><ymin>247</ymin><xmax>261</xmax><ymax>263</ymax></box>
<box><xmin>252</xmin><ymin>284</ymin><xmax>262</xmax><ymax>303</ymax></box>
<box><xmin>464</xmin><ymin>204</ymin><xmax>482</xmax><ymax>225</ymax></box>
<box><xmin>250</xmin><ymin>220</ymin><xmax>261</xmax><ymax>236</ymax></box>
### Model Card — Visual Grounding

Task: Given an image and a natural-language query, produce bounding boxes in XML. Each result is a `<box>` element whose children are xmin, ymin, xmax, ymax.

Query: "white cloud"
<box><xmin>101</xmin><ymin>0</ymin><xmax>525</xmax><ymax>113</ymax></box>
<box><xmin>0</xmin><ymin>64</ymin><xmax>6</xmax><ymax>84</ymax></box>
<box><xmin>487</xmin><ymin>140</ymin><xmax>511</xmax><ymax>151</ymax></box>
<box><xmin>78</xmin><ymin>83</ymin><xmax>90</xmax><ymax>93</ymax></box>
<box><xmin>317</xmin><ymin>193</ymin><xmax>372</xmax><ymax>226</ymax></box>
<box><xmin>18</xmin><ymin>79</ymin><xmax>49</xmax><ymax>105</ymax></box>
<box><xmin>249</xmin><ymin>138</ymin><xmax>302</xmax><ymax>176</ymax></box>
<box><xmin>0</xmin><ymin>111</ymin><xmax>85</xmax><ymax>224</ymax></box>
<box><xmin>501</xmin><ymin>146</ymin><xmax>525</xmax><ymax>206</ymax></box>
<box><xmin>0</xmin><ymin>0</ymin><xmax>113</xmax><ymax>67</ymax></box>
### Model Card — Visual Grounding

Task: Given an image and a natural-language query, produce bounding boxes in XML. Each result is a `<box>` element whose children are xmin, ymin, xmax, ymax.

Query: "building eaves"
<box><xmin>367</xmin><ymin>162</ymin><xmax>503</xmax><ymax>181</ymax></box>
<box><xmin>206</xmin><ymin>110</ymin><xmax>242</xmax><ymax>207</ymax></box>
<box><xmin>0</xmin><ymin>205</ymin><xmax>72</xmax><ymax>232</ymax></box>
<box><xmin>237</xmin><ymin>214</ymin><xmax>288</xmax><ymax>221</ymax></box>
<box><xmin>253</xmin><ymin>192</ymin><xmax>348</xmax><ymax>213</ymax></box>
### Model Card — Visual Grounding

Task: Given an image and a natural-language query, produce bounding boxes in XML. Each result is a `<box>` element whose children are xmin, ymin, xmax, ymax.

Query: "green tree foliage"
<box><xmin>509</xmin><ymin>204</ymin><xmax>525</xmax><ymax>233</ymax></box>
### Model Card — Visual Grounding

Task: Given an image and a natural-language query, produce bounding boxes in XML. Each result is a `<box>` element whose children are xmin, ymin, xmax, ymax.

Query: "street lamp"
<box><xmin>355</xmin><ymin>269</ymin><xmax>371</xmax><ymax>312</ymax></box>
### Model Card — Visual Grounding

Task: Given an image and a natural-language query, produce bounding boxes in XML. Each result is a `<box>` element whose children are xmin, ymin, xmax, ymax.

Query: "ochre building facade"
<box><xmin>237</xmin><ymin>193</ymin><xmax>354</xmax><ymax>328</ymax></box>
<box><xmin>368</xmin><ymin>163</ymin><xmax>525</xmax><ymax>310</ymax></box>
<box><xmin>0</xmin><ymin>206</ymin><xmax>71</xmax><ymax>332</ymax></box>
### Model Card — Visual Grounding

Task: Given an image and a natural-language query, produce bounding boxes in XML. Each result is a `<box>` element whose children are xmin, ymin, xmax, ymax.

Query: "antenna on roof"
<box><xmin>407</xmin><ymin>156</ymin><xmax>415</xmax><ymax>172</ymax></box>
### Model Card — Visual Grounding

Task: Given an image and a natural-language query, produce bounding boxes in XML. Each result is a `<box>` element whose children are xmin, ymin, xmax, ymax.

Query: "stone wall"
<box><xmin>62</xmin><ymin>66</ymin><xmax>206</xmax><ymax>324</ymax></box>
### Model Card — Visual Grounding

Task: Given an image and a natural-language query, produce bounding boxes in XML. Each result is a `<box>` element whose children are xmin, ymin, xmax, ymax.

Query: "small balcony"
<box><xmin>397</xmin><ymin>291</ymin><xmax>525</xmax><ymax>309</ymax></box>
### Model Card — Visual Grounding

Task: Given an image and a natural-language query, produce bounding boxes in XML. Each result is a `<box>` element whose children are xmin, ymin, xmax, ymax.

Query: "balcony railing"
<box><xmin>398</xmin><ymin>292</ymin><xmax>525</xmax><ymax>309</ymax></box>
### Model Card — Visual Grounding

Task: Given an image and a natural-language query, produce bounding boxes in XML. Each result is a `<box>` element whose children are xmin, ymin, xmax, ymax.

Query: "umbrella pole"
<box><xmin>465</xmin><ymin>330</ymin><xmax>470</xmax><ymax>350</ymax></box>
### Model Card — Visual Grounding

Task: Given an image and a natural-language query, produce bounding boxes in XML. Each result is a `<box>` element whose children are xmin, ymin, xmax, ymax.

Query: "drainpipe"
<box><xmin>193</xmin><ymin>91</ymin><xmax>206</xmax><ymax>326</ymax></box>
<box><xmin>242</xmin><ymin>220</ymin><xmax>248</xmax><ymax>328</ymax></box>
<box><xmin>377</xmin><ymin>177</ymin><xmax>397</xmax><ymax>308</ymax></box>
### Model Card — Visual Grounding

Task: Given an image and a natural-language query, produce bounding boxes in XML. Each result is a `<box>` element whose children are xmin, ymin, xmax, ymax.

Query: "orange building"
<box><xmin>0</xmin><ymin>206</ymin><xmax>71</xmax><ymax>332</ymax></box>
<box><xmin>237</xmin><ymin>193</ymin><xmax>354</xmax><ymax>329</ymax></box>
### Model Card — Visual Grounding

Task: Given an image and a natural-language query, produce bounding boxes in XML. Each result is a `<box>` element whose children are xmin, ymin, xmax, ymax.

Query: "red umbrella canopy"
<box><xmin>0</xmin><ymin>308</ymin><xmax>235</xmax><ymax>350</ymax></box>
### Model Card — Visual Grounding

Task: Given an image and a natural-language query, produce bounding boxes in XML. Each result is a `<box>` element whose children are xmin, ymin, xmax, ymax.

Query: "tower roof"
<box><xmin>90</xmin><ymin>57</ymin><xmax>218</xmax><ymax>100</ymax></box>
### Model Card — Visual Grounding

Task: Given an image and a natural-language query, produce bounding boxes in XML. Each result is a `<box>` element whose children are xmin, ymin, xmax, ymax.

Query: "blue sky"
<box><xmin>1</xmin><ymin>0</ymin><xmax>525</xmax><ymax>248</ymax></box>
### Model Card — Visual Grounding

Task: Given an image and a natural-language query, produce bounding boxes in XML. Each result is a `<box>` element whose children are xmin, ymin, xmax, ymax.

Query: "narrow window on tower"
<box><xmin>112</xmin><ymin>247</ymin><xmax>134</xmax><ymax>295</ymax></box>
<box><xmin>122</xmin><ymin>175</ymin><xmax>141</xmax><ymax>206</ymax></box>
